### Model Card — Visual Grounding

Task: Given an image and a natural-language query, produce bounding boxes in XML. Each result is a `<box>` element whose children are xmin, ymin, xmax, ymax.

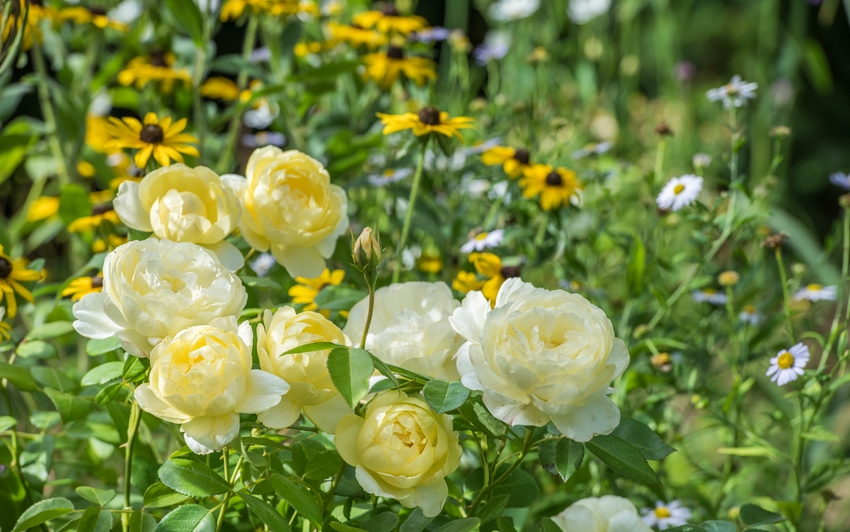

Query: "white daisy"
<box><xmin>473</xmin><ymin>31</ymin><xmax>511</xmax><ymax>65</ymax></box>
<box><xmin>489</xmin><ymin>0</ymin><xmax>540</xmax><ymax>21</ymax></box>
<box><xmin>572</xmin><ymin>141</ymin><xmax>612</xmax><ymax>159</ymax></box>
<box><xmin>706</xmin><ymin>75</ymin><xmax>758</xmax><ymax>109</ymax></box>
<box><xmin>692</xmin><ymin>153</ymin><xmax>712</xmax><ymax>169</ymax></box>
<box><xmin>794</xmin><ymin>284</ymin><xmax>837</xmax><ymax>302</ymax></box>
<box><xmin>488</xmin><ymin>181</ymin><xmax>510</xmax><ymax>200</ymax></box>
<box><xmin>641</xmin><ymin>500</ymin><xmax>691</xmax><ymax>530</ymax></box>
<box><xmin>739</xmin><ymin>304</ymin><xmax>763</xmax><ymax>325</ymax></box>
<box><xmin>656</xmin><ymin>175</ymin><xmax>703</xmax><ymax>211</ymax></box>
<box><xmin>767</xmin><ymin>343</ymin><xmax>810</xmax><ymax>386</ymax></box>
<box><xmin>241</xmin><ymin>131</ymin><xmax>286</xmax><ymax>148</ymax></box>
<box><xmin>461</xmin><ymin>229</ymin><xmax>505</xmax><ymax>253</ymax></box>
<box><xmin>567</xmin><ymin>0</ymin><xmax>611</xmax><ymax>24</ymax></box>
<box><xmin>829</xmin><ymin>172</ymin><xmax>850</xmax><ymax>190</ymax></box>
<box><xmin>250</xmin><ymin>252</ymin><xmax>276</xmax><ymax>278</ymax></box>
<box><xmin>243</xmin><ymin>101</ymin><xmax>279</xmax><ymax>129</ymax></box>
<box><xmin>368</xmin><ymin>168</ymin><xmax>413</xmax><ymax>187</ymax></box>
<box><xmin>692</xmin><ymin>288</ymin><xmax>727</xmax><ymax>305</ymax></box>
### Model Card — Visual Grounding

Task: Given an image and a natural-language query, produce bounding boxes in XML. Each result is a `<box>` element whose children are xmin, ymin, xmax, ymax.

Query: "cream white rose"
<box><xmin>114</xmin><ymin>164</ymin><xmax>244</xmax><ymax>270</ymax></box>
<box><xmin>222</xmin><ymin>147</ymin><xmax>349</xmax><ymax>278</ymax></box>
<box><xmin>335</xmin><ymin>391</ymin><xmax>462</xmax><ymax>517</ymax></box>
<box><xmin>72</xmin><ymin>238</ymin><xmax>248</xmax><ymax>357</ymax></box>
<box><xmin>450</xmin><ymin>278</ymin><xmax>629</xmax><ymax>441</ymax></box>
<box><xmin>551</xmin><ymin>496</ymin><xmax>653</xmax><ymax>532</ymax></box>
<box><xmin>255</xmin><ymin>306</ymin><xmax>351</xmax><ymax>433</ymax></box>
<box><xmin>134</xmin><ymin>317</ymin><xmax>289</xmax><ymax>454</ymax></box>
<box><xmin>344</xmin><ymin>282</ymin><xmax>462</xmax><ymax>381</ymax></box>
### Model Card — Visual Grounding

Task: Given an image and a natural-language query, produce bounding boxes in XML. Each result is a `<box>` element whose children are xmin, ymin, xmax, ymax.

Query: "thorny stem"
<box><xmin>393</xmin><ymin>141</ymin><xmax>428</xmax><ymax>283</ymax></box>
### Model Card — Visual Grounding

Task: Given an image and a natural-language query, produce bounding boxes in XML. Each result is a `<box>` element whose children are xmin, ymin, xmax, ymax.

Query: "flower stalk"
<box><xmin>393</xmin><ymin>141</ymin><xmax>428</xmax><ymax>283</ymax></box>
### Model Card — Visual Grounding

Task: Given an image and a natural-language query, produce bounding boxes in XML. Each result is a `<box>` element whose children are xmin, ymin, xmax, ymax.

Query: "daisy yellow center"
<box><xmin>726</xmin><ymin>83</ymin><xmax>738</xmax><ymax>94</ymax></box>
<box><xmin>546</xmin><ymin>171</ymin><xmax>563</xmax><ymax>186</ymax></box>
<box><xmin>382</xmin><ymin>169</ymin><xmax>396</xmax><ymax>177</ymax></box>
<box><xmin>807</xmin><ymin>283</ymin><xmax>823</xmax><ymax>291</ymax></box>
<box><xmin>0</xmin><ymin>258</ymin><xmax>11</xmax><ymax>279</ymax></box>
<box><xmin>702</xmin><ymin>288</ymin><xmax>717</xmax><ymax>295</ymax></box>
<box><xmin>744</xmin><ymin>304</ymin><xmax>756</xmax><ymax>313</ymax></box>
<box><xmin>654</xmin><ymin>507</ymin><xmax>671</xmax><ymax>519</ymax></box>
<box><xmin>778</xmin><ymin>352</ymin><xmax>794</xmax><ymax>369</ymax></box>
<box><xmin>673</xmin><ymin>184</ymin><xmax>686</xmax><ymax>195</ymax></box>
<box><xmin>475</xmin><ymin>232</ymin><xmax>489</xmax><ymax>241</ymax></box>
<box><xmin>140</xmin><ymin>124</ymin><xmax>164</xmax><ymax>144</ymax></box>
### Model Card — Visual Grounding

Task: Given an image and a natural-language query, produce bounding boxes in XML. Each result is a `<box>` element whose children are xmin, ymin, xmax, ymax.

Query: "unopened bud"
<box><xmin>353</xmin><ymin>227</ymin><xmax>383</xmax><ymax>271</ymax></box>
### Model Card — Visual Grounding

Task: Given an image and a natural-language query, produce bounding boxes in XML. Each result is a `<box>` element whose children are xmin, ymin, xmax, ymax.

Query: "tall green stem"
<box><xmin>122</xmin><ymin>399</ymin><xmax>142</xmax><ymax>532</ymax></box>
<box><xmin>392</xmin><ymin>141</ymin><xmax>428</xmax><ymax>283</ymax></box>
<box><xmin>360</xmin><ymin>273</ymin><xmax>376</xmax><ymax>349</ymax></box>
<box><xmin>192</xmin><ymin>16</ymin><xmax>212</xmax><ymax>165</ymax></box>
<box><xmin>469</xmin><ymin>429</ymin><xmax>533</xmax><ymax>515</ymax></box>
<box><xmin>217</xmin><ymin>14</ymin><xmax>259</xmax><ymax>174</ymax></box>
<box><xmin>32</xmin><ymin>40</ymin><xmax>69</xmax><ymax>185</ymax></box>
<box><xmin>774</xmin><ymin>247</ymin><xmax>796</xmax><ymax>344</ymax></box>
<box><xmin>215</xmin><ymin>448</ymin><xmax>244</xmax><ymax>532</ymax></box>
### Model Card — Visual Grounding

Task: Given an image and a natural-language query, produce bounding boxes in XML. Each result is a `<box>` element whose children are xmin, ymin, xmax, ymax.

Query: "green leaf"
<box><xmin>434</xmin><ymin>518</ymin><xmax>480</xmax><ymax>532</ymax></box>
<box><xmin>400</xmin><ymin>508</ymin><xmax>433</xmax><ymax>532</ymax></box>
<box><xmin>165</xmin><ymin>0</ymin><xmax>205</xmax><ymax>47</ymax></box>
<box><xmin>458</xmin><ymin>393</ymin><xmax>505</xmax><ymax>438</ymax></box>
<box><xmin>82</xmin><ymin>362</ymin><xmax>125</xmax><ymax>386</ymax></box>
<box><xmin>291</xmin><ymin>439</ymin><xmax>343</xmax><ymax>480</ymax></box>
<box><xmin>87</xmin><ymin>337</ymin><xmax>122</xmax><ymax>356</ymax></box>
<box><xmin>158</xmin><ymin>458</ymin><xmax>231</xmax><ymax>498</ymax></box>
<box><xmin>800</xmin><ymin>426</ymin><xmax>839</xmax><ymax>442</ymax></box>
<box><xmin>96</xmin><ymin>382</ymin><xmax>124</xmax><ymax>405</ymax></box>
<box><xmin>701</xmin><ymin>522</ymin><xmax>736</xmax><ymax>532</ymax></box>
<box><xmin>271</xmin><ymin>475</ymin><xmax>323</xmax><ymax>527</ymax></box>
<box><xmin>26</xmin><ymin>322</ymin><xmax>75</xmax><ymax>341</ymax></box>
<box><xmin>12</xmin><ymin>497</ymin><xmax>75</xmax><ymax>532</ymax></box>
<box><xmin>283</xmin><ymin>341</ymin><xmax>345</xmax><ymax>355</ymax></box>
<box><xmin>369</xmin><ymin>355</ymin><xmax>400</xmax><ymax>390</ymax></box>
<box><xmin>32</xmin><ymin>366</ymin><xmax>77</xmax><ymax>392</ymax></box>
<box><xmin>423</xmin><ymin>380</ymin><xmax>470</xmax><ymax>413</ymax></box>
<box><xmin>539</xmin><ymin>518</ymin><xmax>561</xmax><ymax>532</ymax></box>
<box><xmin>0</xmin><ymin>120</ymin><xmax>38</xmax><ymax>186</ymax></box>
<box><xmin>664</xmin><ymin>526</ymin><xmax>707</xmax><ymax>532</ymax></box>
<box><xmin>58</xmin><ymin>184</ymin><xmax>92</xmax><ymax>227</ymax></box>
<box><xmin>143</xmin><ymin>482</ymin><xmax>191</xmax><ymax>508</ymax></box>
<box><xmin>17</xmin><ymin>341</ymin><xmax>57</xmax><ymax>359</ymax></box>
<box><xmin>240</xmin><ymin>492</ymin><xmax>291</xmax><ymax>532</ymax></box>
<box><xmin>130</xmin><ymin>511</ymin><xmax>158</xmax><ymax>532</ymax></box>
<box><xmin>327</xmin><ymin>347</ymin><xmax>373</xmax><ymax>409</ymax></box>
<box><xmin>611</xmin><ymin>418</ymin><xmax>676</xmax><ymax>460</ymax></box>
<box><xmin>586</xmin><ymin>434</ymin><xmax>660</xmax><ymax>485</ymax></box>
<box><xmin>154</xmin><ymin>504</ymin><xmax>216</xmax><ymax>532</ymax></box>
<box><xmin>476</xmin><ymin>494</ymin><xmax>510</xmax><ymax>524</ymax></box>
<box><xmin>330</xmin><ymin>523</ymin><xmax>362</xmax><ymax>532</ymax></box>
<box><xmin>626</xmin><ymin>233</ymin><xmax>646</xmax><ymax>296</ymax></box>
<box><xmin>0</xmin><ymin>361</ymin><xmax>36</xmax><ymax>391</ymax></box>
<box><xmin>44</xmin><ymin>387</ymin><xmax>92</xmax><ymax>423</ymax></box>
<box><xmin>76</xmin><ymin>486</ymin><xmax>116</xmax><ymax>506</ymax></box>
<box><xmin>362</xmin><ymin>513</ymin><xmax>399</xmax><ymax>532</ymax></box>
<box><xmin>497</xmin><ymin>517</ymin><xmax>517</xmax><ymax>532</ymax></box>
<box><xmin>123</xmin><ymin>356</ymin><xmax>148</xmax><ymax>382</ymax></box>
<box><xmin>491</xmin><ymin>467</ymin><xmax>539</xmax><ymax>508</ymax></box>
<box><xmin>312</xmin><ymin>285</ymin><xmax>368</xmax><ymax>311</ymax></box>
<box><xmin>77</xmin><ymin>505</ymin><xmax>102</xmax><ymax>532</ymax></box>
<box><xmin>239</xmin><ymin>275</ymin><xmax>282</xmax><ymax>291</ymax></box>
<box><xmin>0</xmin><ymin>415</ymin><xmax>16</xmax><ymax>432</ymax></box>
<box><xmin>538</xmin><ymin>439</ymin><xmax>583</xmax><ymax>482</ymax></box>
<box><xmin>739</xmin><ymin>504</ymin><xmax>785</xmax><ymax>527</ymax></box>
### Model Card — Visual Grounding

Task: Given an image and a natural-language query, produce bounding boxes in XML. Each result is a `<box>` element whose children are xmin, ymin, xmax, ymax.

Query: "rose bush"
<box><xmin>72</xmin><ymin>238</ymin><xmax>247</xmax><ymax>357</ymax></box>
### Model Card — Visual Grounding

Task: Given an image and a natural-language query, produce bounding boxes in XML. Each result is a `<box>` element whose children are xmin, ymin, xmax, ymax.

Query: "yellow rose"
<box><xmin>255</xmin><ymin>307</ymin><xmax>351</xmax><ymax>433</ymax></box>
<box><xmin>336</xmin><ymin>391</ymin><xmax>462</xmax><ymax>517</ymax></box>
<box><xmin>114</xmin><ymin>164</ymin><xmax>243</xmax><ymax>270</ymax></box>
<box><xmin>134</xmin><ymin>317</ymin><xmax>289</xmax><ymax>454</ymax></box>
<box><xmin>223</xmin><ymin>147</ymin><xmax>349</xmax><ymax>278</ymax></box>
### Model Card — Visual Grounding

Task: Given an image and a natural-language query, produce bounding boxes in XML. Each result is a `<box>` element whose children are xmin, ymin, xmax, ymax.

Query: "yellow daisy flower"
<box><xmin>3</xmin><ymin>0</ymin><xmax>58</xmax><ymax>51</ymax></box>
<box><xmin>288</xmin><ymin>268</ymin><xmax>346</xmax><ymax>318</ymax></box>
<box><xmin>68</xmin><ymin>206</ymin><xmax>121</xmax><ymax>233</ymax></box>
<box><xmin>452</xmin><ymin>253</ymin><xmax>521</xmax><ymax>307</ymax></box>
<box><xmin>221</xmin><ymin>0</ymin><xmax>307</xmax><ymax>20</ymax></box>
<box><xmin>57</xmin><ymin>6</ymin><xmax>127</xmax><ymax>31</ymax></box>
<box><xmin>327</xmin><ymin>21</ymin><xmax>387</xmax><ymax>48</ymax></box>
<box><xmin>481</xmin><ymin>146</ymin><xmax>532</xmax><ymax>179</ymax></box>
<box><xmin>362</xmin><ymin>47</ymin><xmax>436</xmax><ymax>89</ymax></box>
<box><xmin>352</xmin><ymin>6</ymin><xmax>428</xmax><ymax>35</ymax></box>
<box><xmin>92</xmin><ymin>234</ymin><xmax>128</xmax><ymax>253</ymax></box>
<box><xmin>62</xmin><ymin>275</ymin><xmax>104</xmax><ymax>301</ymax></box>
<box><xmin>0</xmin><ymin>307</ymin><xmax>11</xmax><ymax>341</ymax></box>
<box><xmin>418</xmin><ymin>252</ymin><xmax>443</xmax><ymax>273</ymax></box>
<box><xmin>86</xmin><ymin>116</ymin><xmax>117</xmax><ymax>154</ymax></box>
<box><xmin>27</xmin><ymin>196</ymin><xmax>60</xmax><ymax>222</ymax></box>
<box><xmin>452</xmin><ymin>270</ymin><xmax>484</xmax><ymax>294</ymax></box>
<box><xmin>200</xmin><ymin>77</ymin><xmax>241</xmax><ymax>101</ymax></box>
<box><xmin>0</xmin><ymin>246</ymin><xmax>41</xmax><ymax>318</ymax></box>
<box><xmin>105</xmin><ymin>112</ymin><xmax>200</xmax><ymax>169</ymax></box>
<box><xmin>520</xmin><ymin>164</ymin><xmax>582</xmax><ymax>211</ymax></box>
<box><xmin>77</xmin><ymin>161</ymin><xmax>96</xmax><ymax>178</ymax></box>
<box><xmin>376</xmin><ymin>106</ymin><xmax>475</xmax><ymax>141</ymax></box>
<box><xmin>117</xmin><ymin>51</ymin><xmax>192</xmax><ymax>94</ymax></box>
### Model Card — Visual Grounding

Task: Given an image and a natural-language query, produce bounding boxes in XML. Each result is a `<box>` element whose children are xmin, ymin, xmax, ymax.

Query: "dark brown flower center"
<box><xmin>91</xmin><ymin>275</ymin><xmax>104</xmax><ymax>288</ymax></box>
<box><xmin>545</xmin><ymin>171</ymin><xmax>562</xmax><ymax>186</ymax></box>
<box><xmin>513</xmin><ymin>149</ymin><xmax>530</xmax><ymax>165</ymax></box>
<box><xmin>417</xmin><ymin>106</ymin><xmax>441</xmax><ymax>126</ymax></box>
<box><xmin>382</xmin><ymin>4</ymin><xmax>399</xmax><ymax>16</ymax></box>
<box><xmin>500</xmin><ymin>266</ymin><xmax>521</xmax><ymax>279</ymax></box>
<box><xmin>88</xmin><ymin>7</ymin><xmax>107</xmax><ymax>16</ymax></box>
<box><xmin>351</xmin><ymin>23</ymin><xmax>363</xmax><ymax>29</ymax></box>
<box><xmin>149</xmin><ymin>50</ymin><xmax>168</xmax><ymax>67</ymax></box>
<box><xmin>140</xmin><ymin>124</ymin><xmax>164</xmax><ymax>144</ymax></box>
<box><xmin>386</xmin><ymin>46</ymin><xmax>404</xmax><ymax>60</ymax></box>
<box><xmin>0</xmin><ymin>258</ymin><xmax>11</xmax><ymax>279</ymax></box>
<box><xmin>92</xmin><ymin>204</ymin><xmax>113</xmax><ymax>216</ymax></box>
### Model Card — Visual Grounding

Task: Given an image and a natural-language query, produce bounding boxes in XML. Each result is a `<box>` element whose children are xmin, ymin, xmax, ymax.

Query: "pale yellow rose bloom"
<box><xmin>335</xmin><ymin>391</ymin><xmax>462</xmax><ymax>517</ymax></box>
<box><xmin>222</xmin><ymin>147</ymin><xmax>349</xmax><ymax>278</ymax></box>
<box><xmin>450</xmin><ymin>278</ymin><xmax>630</xmax><ymax>442</ymax></box>
<box><xmin>134</xmin><ymin>317</ymin><xmax>289</xmax><ymax>454</ymax></box>
<box><xmin>114</xmin><ymin>164</ymin><xmax>244</xmax><ymax>270</ymax></box>
<box><xmin>255</xmin><ymin>307</ymin><xmax>352</xmax><ymax>433</ymax></box>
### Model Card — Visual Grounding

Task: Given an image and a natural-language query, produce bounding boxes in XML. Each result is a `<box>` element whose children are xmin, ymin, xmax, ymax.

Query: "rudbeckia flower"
<box><xmin>0</xmin><ymin>246</ymin><xmax>41</xmax><ymax>317</ymax></box>
<box><xmin>377</xmin><ymin>107</ymin><xmax>475</xmax><ymax>141</ymax></box>
<box><xmin>520</xmin><ymin>164</ymin><xmax>582</xmax><ymax>211</ymax></box>
<box><xmin>481</xmin><ymin>146</ymin><xmax>531</xmax><ymax>178</ymax></box>
<box><xmin>288</xmin><ymin>268</ymin><xmax>346</xmax><ymax>318</ymax></box>
<box><xmin>362</xmin><ymin>46</ymin><xmax>437</xmax><ymax>89</ymax></box>
<box><xmin>105</xmin><ymin>113</ymin><xmax>199</xmax><ymax>168</ymax></box>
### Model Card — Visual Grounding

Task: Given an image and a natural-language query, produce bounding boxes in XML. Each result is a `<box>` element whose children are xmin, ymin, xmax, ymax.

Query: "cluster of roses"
<box><xmin>72</xmin><ymin>146</ymin><xmax>630</xmax><ymax>517</ymax></box>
